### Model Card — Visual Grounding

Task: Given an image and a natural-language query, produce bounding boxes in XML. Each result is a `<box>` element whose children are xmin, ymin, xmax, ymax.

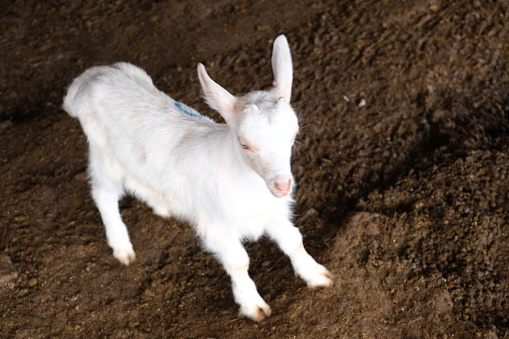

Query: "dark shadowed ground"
<box><xmin>1</xmin><ymin>0</ymin><xmax>509</xmax><ymax>338</ymax></box>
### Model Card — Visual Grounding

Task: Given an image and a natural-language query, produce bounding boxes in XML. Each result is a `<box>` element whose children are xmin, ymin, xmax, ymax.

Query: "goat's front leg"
<box><xmin>267</xmin><ymin>219</ymin><xmax>333</xmax><ymax>287</ymax></box>
<box><xmin>202</xmin><ymin>231</ymin><xmax>271</xmax><ymax>321</ymax></box>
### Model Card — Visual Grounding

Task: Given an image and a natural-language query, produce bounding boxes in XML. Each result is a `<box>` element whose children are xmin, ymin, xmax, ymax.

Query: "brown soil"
<box><xmin>1</xmin><ymin>0</ymin><xmax>509</xmax><ymax>338</ymax></box>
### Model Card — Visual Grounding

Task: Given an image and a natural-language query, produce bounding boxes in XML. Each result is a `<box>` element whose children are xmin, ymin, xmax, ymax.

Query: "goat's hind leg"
<box><xmin>92</xmin><ymin>183</ymin><xmax>135</xmax><ymax>265</ymax></box>
<box><xmin>89</xmin><ymin>149</ymin><xmax>136</xmax><ymax>265</ymax></box>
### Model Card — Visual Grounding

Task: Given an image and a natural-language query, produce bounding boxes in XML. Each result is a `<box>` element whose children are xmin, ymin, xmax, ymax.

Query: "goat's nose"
<box><xmin>273</xmin><ymin>178</ymin><xmax>292</xmax><ymax>197</ymax></box>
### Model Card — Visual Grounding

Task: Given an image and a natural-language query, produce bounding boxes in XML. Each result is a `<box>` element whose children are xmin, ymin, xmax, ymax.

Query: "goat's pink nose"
<box><xmin>273</xmin><ymin>179</ymin><xmax>292</xmax><ymax>197</ymax></box>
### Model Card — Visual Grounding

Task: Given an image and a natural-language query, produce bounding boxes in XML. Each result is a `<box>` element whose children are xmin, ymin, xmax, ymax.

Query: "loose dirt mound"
<box><xmin>1</xmin><ymin>1</ymin><xmax>508</xmax><ymax>338</ymax></box>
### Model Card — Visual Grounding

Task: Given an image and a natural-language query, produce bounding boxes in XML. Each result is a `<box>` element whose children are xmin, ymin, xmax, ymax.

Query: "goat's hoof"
<box><xmin>113</xmin><ymin>247</ymin><xmax>136</xmax><ymax>265</ymax></box>
<box><xmin>240</xmin><ymin>302</ymin><xmax>272</xmax><ymax>321</ymax></box>
<box><xmin>306</xmin><ymin>265</ymin><xmax>334</xmax><ymax>288</ymax></box>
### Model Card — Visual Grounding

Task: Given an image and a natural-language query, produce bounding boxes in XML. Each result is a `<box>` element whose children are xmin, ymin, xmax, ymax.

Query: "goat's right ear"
<box><xmin>197</xmin><ymin>64</ymin><xmax>237</xmax><ymax>124</ymax></box>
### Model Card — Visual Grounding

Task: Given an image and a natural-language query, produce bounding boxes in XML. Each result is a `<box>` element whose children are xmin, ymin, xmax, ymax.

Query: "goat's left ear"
<box><xmin>197</xmin><ymin>63</ymin><xmax>237</xmax><ymax>124</ymax></box>
<box><xmin>272</xmin><ymin>35</ymin><xmax>293</xmax><ymax>103</ymax></box>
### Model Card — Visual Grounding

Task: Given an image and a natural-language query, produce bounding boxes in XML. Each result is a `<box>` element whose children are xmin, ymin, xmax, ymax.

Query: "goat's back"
<box><xmin>63</xmin><ymin>62</ymin><xmax>161</xmax><ymax>118</ymax></box>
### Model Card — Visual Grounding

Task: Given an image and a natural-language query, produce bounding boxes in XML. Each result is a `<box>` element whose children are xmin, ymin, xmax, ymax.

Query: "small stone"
<box><xmin>0</xmin><ymin>253</ymin><xmax>18</xmax><ymax>287</ymax></box>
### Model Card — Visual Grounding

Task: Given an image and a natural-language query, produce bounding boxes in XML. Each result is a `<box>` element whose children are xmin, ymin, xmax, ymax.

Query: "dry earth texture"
<box><xmin>1</xmin><ymin>0</ymin><xmax>509</xmax><ymax>338</ymax></box>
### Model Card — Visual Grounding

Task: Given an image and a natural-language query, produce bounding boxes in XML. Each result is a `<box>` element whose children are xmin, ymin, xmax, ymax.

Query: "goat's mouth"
<box><xmin>271</xmin><ymin>190</ymin><xmax>290</xmax><ymax>198</ymax></box>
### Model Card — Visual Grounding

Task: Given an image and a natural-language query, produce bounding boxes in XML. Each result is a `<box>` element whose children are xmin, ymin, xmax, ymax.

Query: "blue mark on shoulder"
<box><xmin>174</xmin><ymin>101</ymin><xmax>203</xmax><ymax>118</ymax></box>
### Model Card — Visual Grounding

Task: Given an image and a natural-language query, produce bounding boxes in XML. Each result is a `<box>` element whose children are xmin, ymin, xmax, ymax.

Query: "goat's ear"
<box><xmin>271</xmin><ymin>35</ymin><xmax>293</xmax><ymax>103</ymax></box>
<box><xmin>197</xmin><ymin>64</ymin><xmax>237</xmax><ymax>124</ymax></box>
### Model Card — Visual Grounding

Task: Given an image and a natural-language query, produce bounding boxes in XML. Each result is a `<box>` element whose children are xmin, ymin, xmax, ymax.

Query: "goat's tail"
<box><xmin>62</xmin><ymin>78</ymin><xmax>82</xmax><ymax>118</ymax></box>
<box><xmin>62</xmin><ymin>67</ymin><xmax>103</xmax><ymax>119</ymax></box>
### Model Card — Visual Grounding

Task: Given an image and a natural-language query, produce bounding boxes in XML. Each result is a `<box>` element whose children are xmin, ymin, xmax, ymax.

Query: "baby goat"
<box><xmin>63</xmin><ymin>35</ymin><xmax>332</xmax><ymax>321</ymax></box>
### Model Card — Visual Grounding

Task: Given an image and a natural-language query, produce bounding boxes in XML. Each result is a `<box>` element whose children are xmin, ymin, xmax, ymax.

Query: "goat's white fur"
<box><xmin>63</xmin><ymin>35</ymin><xmax>332</xmax><ymax>321</ymax></box>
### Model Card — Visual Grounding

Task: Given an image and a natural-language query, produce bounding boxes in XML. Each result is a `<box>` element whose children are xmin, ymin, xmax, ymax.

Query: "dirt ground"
<box><xmin>1</xmin><ymin>0</ymin><xmax>509</xmax><ymax>338</ymax></box>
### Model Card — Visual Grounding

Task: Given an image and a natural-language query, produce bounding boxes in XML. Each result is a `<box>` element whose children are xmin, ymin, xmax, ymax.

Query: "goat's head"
<box><xmin>198</xmin><ymin>35</ymin><xmax>298</xmax><ymax>198</ymax></box>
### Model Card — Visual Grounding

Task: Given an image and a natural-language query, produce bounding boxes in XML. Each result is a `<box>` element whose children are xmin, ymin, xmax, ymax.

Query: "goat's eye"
<box><xmin>240</xmin><ymin>142</ymin><xmax>249</xmax><ymax>150</ymax></box>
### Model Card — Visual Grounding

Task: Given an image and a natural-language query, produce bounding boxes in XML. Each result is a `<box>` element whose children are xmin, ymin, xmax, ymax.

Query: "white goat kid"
<box><xmin>63</xmin><ymin>35</ymin><xmax>332</xmax><ymax>321</ymax></box>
